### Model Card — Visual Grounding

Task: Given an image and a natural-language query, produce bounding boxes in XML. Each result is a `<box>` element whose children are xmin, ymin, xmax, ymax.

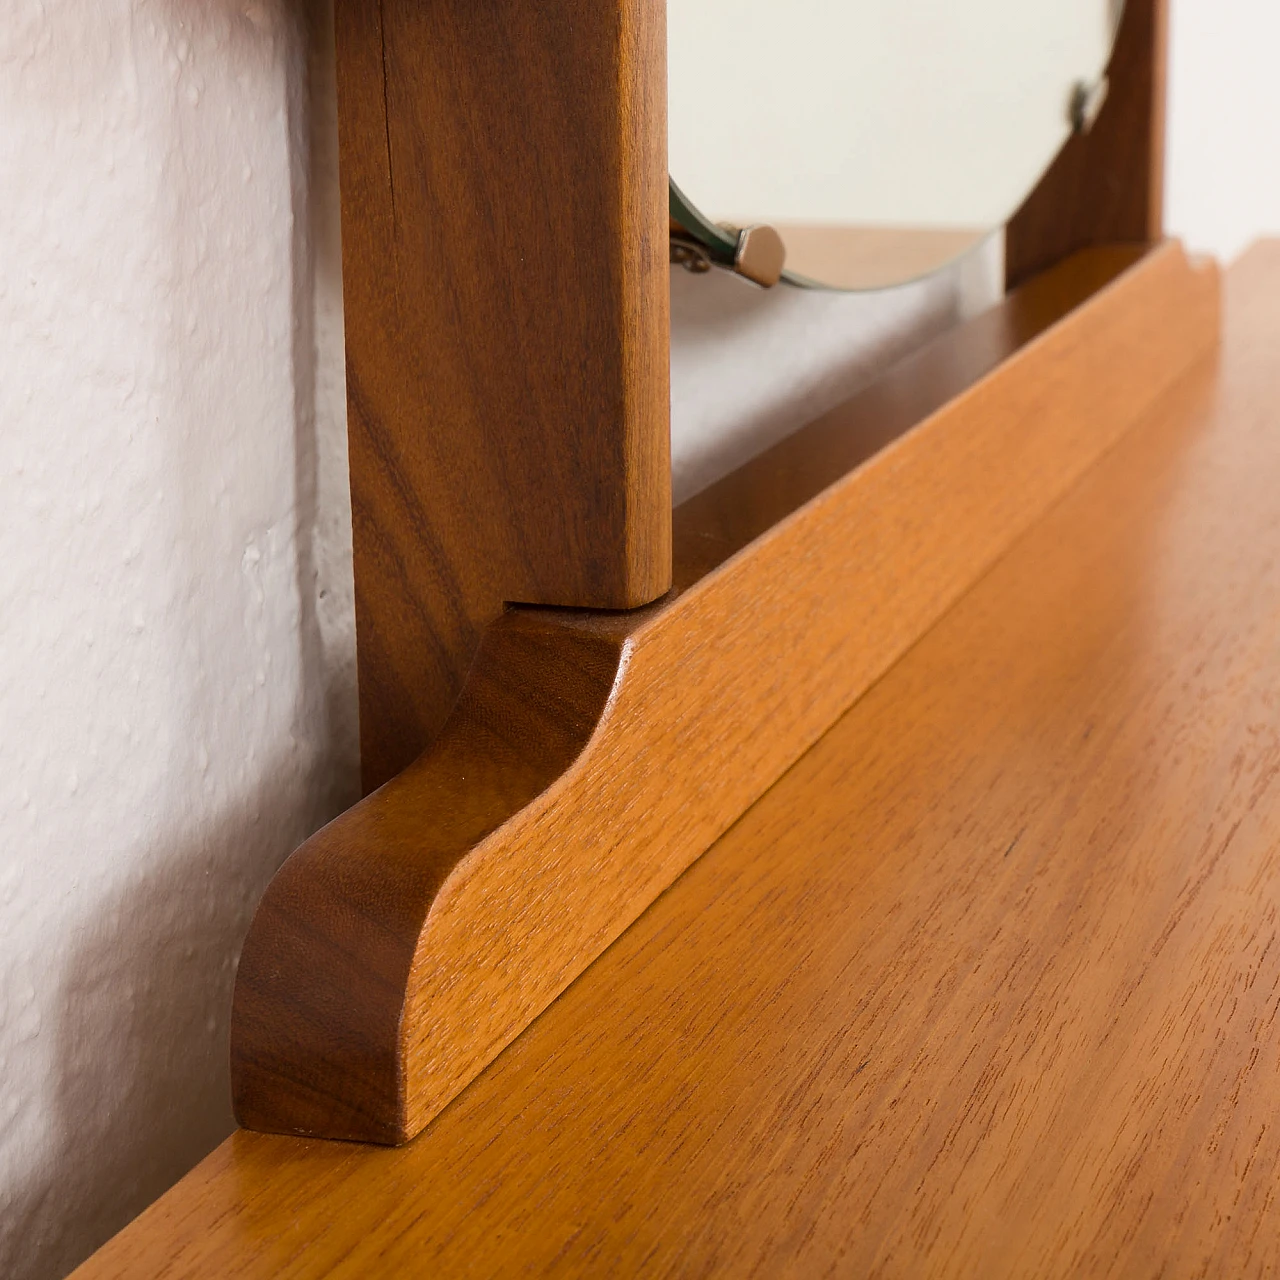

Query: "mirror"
<box><xmin>669</xmin><ymin>0</ymin><xmax>1124</xmax><ymax>289</ymax></box>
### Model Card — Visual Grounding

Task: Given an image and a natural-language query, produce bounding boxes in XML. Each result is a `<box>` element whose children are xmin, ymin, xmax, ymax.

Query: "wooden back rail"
<box><xmin>231</xmin><ymin>242</ymin><xmax>1218</xmax><ymax>1145</ymax></box>
<box><xmin>222</xmin><ymin>0</ymin><xmax>1178</xmax><ymax>1145</ymax></box>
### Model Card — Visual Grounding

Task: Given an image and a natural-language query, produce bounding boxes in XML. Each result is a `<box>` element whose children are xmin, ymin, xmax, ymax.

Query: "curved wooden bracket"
<box><xmin>232</xmin><ymin>244</ymin><xmax>1219</xmax><ymax>1144</ymax></box>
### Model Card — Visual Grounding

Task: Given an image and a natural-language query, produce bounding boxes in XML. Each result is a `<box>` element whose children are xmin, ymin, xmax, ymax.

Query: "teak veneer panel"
<box><xmin>230</xmin><ymin>243</ymin><xmax>1218</xmax><ymax>1145</ymax></box>
<box><xmin>77</xmin><ymin>243</ymin><xmax>1280</xmax><ymax>1278</ymax></box>
<box><xmin>337</xmin><ymin>0</ymin><xmax>671</xmax><ymax>792</ymax></box>
<box><xmin>1006</xmin><ymin>0</ymin><xmax>1167</xmax><ymax>287</ymax></box>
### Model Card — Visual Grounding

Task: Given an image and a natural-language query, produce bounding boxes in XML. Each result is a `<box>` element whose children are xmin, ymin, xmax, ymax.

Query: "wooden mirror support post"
<box><xmin>336</xmin><ymin>0</ymin><xmax>672</xmax><ymax>794</ymax></box>
<box><xmin>228</xmin><ymin>0</ymin><xmax>1217</xmax><ymax>1147</ymax></box>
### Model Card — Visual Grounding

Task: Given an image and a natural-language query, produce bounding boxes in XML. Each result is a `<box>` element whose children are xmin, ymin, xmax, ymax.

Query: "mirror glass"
<box><xmin>669</xmin><ymin>0</ymin><xmax>1124</xmax><ymax>289</ymax></box>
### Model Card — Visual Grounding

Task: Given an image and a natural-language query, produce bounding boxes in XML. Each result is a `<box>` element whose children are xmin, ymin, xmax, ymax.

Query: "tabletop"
<box><xmin>77</xmin><ymin>243</ymin><xmax>1280</xmax><ymax>1278</ymax></box>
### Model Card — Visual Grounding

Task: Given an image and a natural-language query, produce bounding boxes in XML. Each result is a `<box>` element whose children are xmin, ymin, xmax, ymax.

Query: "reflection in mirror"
<box><xmin>669</xmin><ymin>0</ymin><xmax>1125</xmax><ymax>289</ymax></box>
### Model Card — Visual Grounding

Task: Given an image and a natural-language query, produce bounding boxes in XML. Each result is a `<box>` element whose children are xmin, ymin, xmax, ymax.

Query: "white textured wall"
<box><xmin>1164</xmin><ymin>0</ymin><xmax>1280</xmax><ymax>263</ymax></box>
<box><xmin>0</xmin><ymin>3</ymin><xmax>355</xmax><ymax>1277</ymax></box>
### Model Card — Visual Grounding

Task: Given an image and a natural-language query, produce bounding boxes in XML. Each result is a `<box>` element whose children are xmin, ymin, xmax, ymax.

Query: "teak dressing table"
<box><xmin>76</xmin><ymin>1</ymin><xmax>1280</xmax><ymax>1273</ymax></box>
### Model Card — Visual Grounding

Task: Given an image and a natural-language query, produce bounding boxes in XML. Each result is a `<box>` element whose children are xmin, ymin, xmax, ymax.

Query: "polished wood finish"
<box><xmin>1005</xmin><ymin>0</ymin><xmax>1167</xmax><ymax>289</ymax></box>
<box><xmin>337</xmin><ymin>0</ymin><xmax>671</xmax><ymax>792</ymax></box>
<box><xmin>78</xmin><ymin>244</ymin><xmax>1280</xmax><ymax>1280</ymax></box>
<box><xmin>230</xmin><ymin>243</ymin><xmax>1218</xmax><ymax>1145</ymax></box>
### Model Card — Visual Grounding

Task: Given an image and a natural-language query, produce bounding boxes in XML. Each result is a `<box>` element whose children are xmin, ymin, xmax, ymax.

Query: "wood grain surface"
<box><xmin>230</xmin><ymin>243</ymin><xmax>1218</xmax><ymax>1145</ymax></box>
<box><xmin>1005</xmin><ymin>0</ymin><xmax>1167</xmax><ymax>288</ymax></box>
<box><xmin>75</xmin><ymin>242</ymin><xmax>1280</xmax><ymax>1279</ymax></box>
<box><xmin>336</xmin><ymin>0</ymin><xmax>671</xmax><ymax>792</ymax></box>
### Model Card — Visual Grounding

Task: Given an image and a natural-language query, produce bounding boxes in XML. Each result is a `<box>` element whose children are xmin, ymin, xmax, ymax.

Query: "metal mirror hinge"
<box><xmin>669</xmin><ymin>223</ymin><xmax>787</xmax><ymax>288</ymax></box>
<box><xmin>669</xmin><ymin>231</ymin><xmax>714</xmax><ymax>275</ymax></box>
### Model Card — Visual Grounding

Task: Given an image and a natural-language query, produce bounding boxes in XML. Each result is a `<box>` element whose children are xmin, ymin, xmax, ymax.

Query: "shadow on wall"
<box><xmin>292</xmin><ymin>0</ymin><xmax>357</xmax><ymax>804</ymax></box>
<box><xmin>13</xmin><ymin>767</ymin><xmax>296</xmax><ymax>1278</ymax></box>
<box><xmin>0</xmin><ymin>0</ymin><xmax>355</xmax><ymax>1275</ymax></box>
